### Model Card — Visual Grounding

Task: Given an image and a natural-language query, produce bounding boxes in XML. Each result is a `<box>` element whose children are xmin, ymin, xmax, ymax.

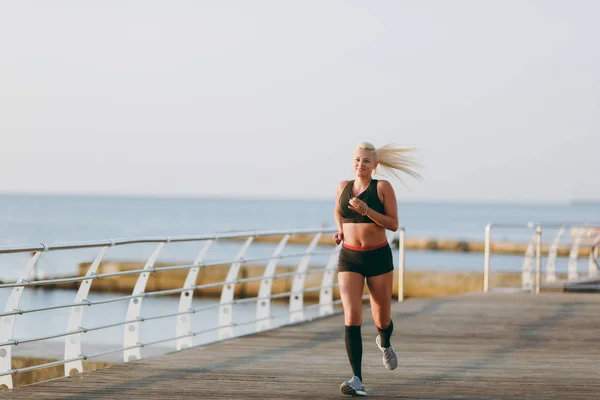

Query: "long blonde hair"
<box><xmin>358</xmin><ymin>142</ymin><xmax>423</xmax><ymax>184</ymax></box>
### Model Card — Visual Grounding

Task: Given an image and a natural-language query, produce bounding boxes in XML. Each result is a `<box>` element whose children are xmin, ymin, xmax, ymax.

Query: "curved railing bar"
<box><xmin>567</xmin><ymin>230</ymin><xmax>585</xmax><ymax>281</ymax></box>
<box><xmin>588</xmin><ymin>242</ymin><xmax>599</xmax><ymax>278</ymax></box>
<box><xmin>123</xmin><ymin>243</ymin><xmax>165</xmax><ymax>362</ymax></box>
<box><xmin>64</xmin><ymin>246</ymin><xmax>110</xmax><ymax>377</ymax></box>
<box><xmin>0</xmin><ymin>251</ymin><xmax>42</xmax><ymax>390</ymax></box>
<box><xmin>0</xmin><ymin>227</ymin><xmax>338</xmax><ymax>255</ymax></box>
<box><xmin>218</xmin><ymin>237</ymin><xmax>255</xmax><ymax>340</ymax></box>
<box><xmin>256</xmin><ymin>235</ymin><xmax>290</xmax><ymax>332</ymax></box>
<box><xmin>521</xmin><ymin>232</ymin><xmax>537</xmax><ymax>292</ymax></box>
<box><xmin>289</xmin><ymin>233</ymin><xmax>323</xmax><ymax>323</ymax></box>
<box><xmin>544</xmin><ymin>227</ymin><xmax>564</xmax><ymax>283</ymax></box>
<box><xmin>175</xmin><ymin>240</ymin><xmax>214</xmax><ymax>351</ymax></box>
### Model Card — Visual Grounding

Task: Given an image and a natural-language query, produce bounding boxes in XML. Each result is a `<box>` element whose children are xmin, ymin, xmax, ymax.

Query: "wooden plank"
<box><xmin>7</xmin><ymin>292</ymin><xmax>600</xmax><ymax>399</ymax></box>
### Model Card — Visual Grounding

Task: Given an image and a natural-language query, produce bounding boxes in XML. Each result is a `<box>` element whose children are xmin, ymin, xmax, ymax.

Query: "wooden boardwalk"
<box><xmin>8</xmin><ymin>292</ymin><xmax>600</xmax><ymax>399</ymax></box>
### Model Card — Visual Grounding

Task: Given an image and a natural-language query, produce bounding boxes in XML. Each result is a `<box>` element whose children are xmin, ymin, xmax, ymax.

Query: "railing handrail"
<box><xmin>0</xmin><ymin>227</ymin><xmax>339</xmax><ymax>254</ymax></box>
<box><xmin>486</xmin><ymin>221</ymin><xmax>600</xmax><ymax>229</ymax></box>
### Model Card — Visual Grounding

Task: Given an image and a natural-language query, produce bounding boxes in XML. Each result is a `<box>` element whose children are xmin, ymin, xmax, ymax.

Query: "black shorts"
<box><xmin>338</xmin><ymin>242</ymin><xmax>394</xmax><ymax>278</ymax></box>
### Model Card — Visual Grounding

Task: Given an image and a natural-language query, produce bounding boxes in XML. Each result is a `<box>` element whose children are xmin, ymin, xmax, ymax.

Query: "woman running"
<box><xmin>334</xmin><ymin>141</ymin><xmax>422</xmax><ymax>396</ymax></box>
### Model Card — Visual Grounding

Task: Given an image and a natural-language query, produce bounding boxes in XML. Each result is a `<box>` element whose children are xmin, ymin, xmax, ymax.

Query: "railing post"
<box><xmin>319</xmin><ymin>244</ymin><xmax>341</xmax><ymax>316</ymax></box>
<box><xmin>256</xmin><ymin>235</ymin><xmax>290</xmax><ymax>332</ymax></box>
<box><xmin>397</xmin><ymin>228</ymin><xmax>405</xmax><ymax>303</ymax></box>
<box><xmin>176</xmin><ymin>240</ymin><xmax>214</xmax><ymax>351</ymax></box>
<box><xmin>289</xmin><ymin>233</ymin><xmax>323</xmax><ymax>323</ymax></box>
<box><xmin>64</xmin><ymin>245</ymin><xmax>110</xmax><ymax>377</ymax></box>
<box><xmin>483</xmin><ymin>223</ymin><xmax>492</xmax><ymax>292</ymax></box>
<box><xmin>535</xmin><ymin>225</ymin><xmax>542</xmax><ymax>294</ymax></box>
<box><xmin>588</xmin><ymin>244</ymin><xmax>599</xmax><ymax>278</ymax></box>
<box><xmin>545</xmin><ymin>227</ymin><xmax>564</xmax><ymax>283</ymax></box>
<box><xmin>0</xmin><ymin>251</ymin><xmax>42</xmax><ymax>390</ymax></box>
<box><xmin>218</xmin><ymin>236</ymin><xmax>254</xmax><ymax>340</ymax></box>
<box><xmin>521</xmin><ymin>233</ymin><xmax>536</xmax><ymax>292</ymax></box>
<box><xmin>123</xmin><ymin>242</ymin><xmax>165</xmax><ymax>362</ymax></box>
<box><xmin>568</xmin><ymin>230</ymin><xmax>584</xmax><ymax>281</ymax></box>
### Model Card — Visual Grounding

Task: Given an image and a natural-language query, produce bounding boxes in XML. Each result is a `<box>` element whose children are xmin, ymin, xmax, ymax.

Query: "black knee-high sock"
<box><xmin>344</xmin><ymin>325</ymin><xmax>363</xmax><ymax>381</ymax></box>
<box><xmin>377</xmin><ymin>319</ymin><xmax>394</xmax><ymax>348</ymax></box>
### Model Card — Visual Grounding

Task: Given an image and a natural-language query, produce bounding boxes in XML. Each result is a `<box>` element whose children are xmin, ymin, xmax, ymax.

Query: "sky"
<box><xmin>0</xmin><ymin>0</ymin><xmax>598</xmax><ymax>203</ymax></box>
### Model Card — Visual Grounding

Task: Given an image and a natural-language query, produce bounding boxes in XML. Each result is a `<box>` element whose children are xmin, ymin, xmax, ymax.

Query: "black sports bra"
<box><xmin>339</xmin><ymin>179</ymin><xmax>386</xmax><ymax>223</ymax></box>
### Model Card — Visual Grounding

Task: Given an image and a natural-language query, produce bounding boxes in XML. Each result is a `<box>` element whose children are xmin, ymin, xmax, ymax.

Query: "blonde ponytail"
<box><xmin>358</xmin><ymin>142</ymin><xmax>423</xmax><ymax>184</ymax></box>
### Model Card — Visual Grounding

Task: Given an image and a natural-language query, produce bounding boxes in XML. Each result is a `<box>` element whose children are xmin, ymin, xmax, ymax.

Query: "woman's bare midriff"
<box><xmin>342</xmin><ymin>222</ymin><xmax>388</xmax><ymax>248</ymax></box>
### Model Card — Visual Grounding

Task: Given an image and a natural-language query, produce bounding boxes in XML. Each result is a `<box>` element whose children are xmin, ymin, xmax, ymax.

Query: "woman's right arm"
<box><xmin>333</xmin><ymin>181</ymin><xmax>348</xmax><ymax>244</ymax></box>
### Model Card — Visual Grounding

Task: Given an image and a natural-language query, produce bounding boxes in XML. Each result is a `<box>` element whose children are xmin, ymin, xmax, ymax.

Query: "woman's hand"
<box><xmin>348</xmin><ymin>197</ymin><xmax>368</xmax><ymax>216</ymax></box>
<box><xmin>333</xmin><ymin>231</ymin><xmax>344</xmax><ymax>245</ymax></box>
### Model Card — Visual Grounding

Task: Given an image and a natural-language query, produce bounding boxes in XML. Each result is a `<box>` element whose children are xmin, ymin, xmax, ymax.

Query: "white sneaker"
<box><xmin>376</xmin><ymin>335</ymin><xmax>398</xmax><ymax>370</ymax></box>
<box><xmin>340</xmin><ymin>376</ymin><xmax>366</xmax><ymax>396</ymax></box>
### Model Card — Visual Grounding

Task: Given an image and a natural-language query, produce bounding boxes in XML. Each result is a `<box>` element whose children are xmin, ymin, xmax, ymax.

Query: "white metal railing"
<box><xmin>483</xmin><ymin>222</ymin><xmax>600</xmax><ymax>294</ymax></box>
<box><xmin>0</xmin><ymin>227</ymin><xmax>406</xmax><ymax>389</ymax></box>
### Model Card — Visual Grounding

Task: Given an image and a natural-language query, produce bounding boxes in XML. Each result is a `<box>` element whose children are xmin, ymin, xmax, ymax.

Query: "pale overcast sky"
<box><xmin>0</xmin><ymin>1</ymin><xmax>598</xmax><ymax>202</ymax></box>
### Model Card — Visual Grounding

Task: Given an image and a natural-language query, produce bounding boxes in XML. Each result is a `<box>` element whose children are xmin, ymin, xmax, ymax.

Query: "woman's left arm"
<box><xmin>348</xmin><ymin>180</ymin><xmax>399</xmax><ymax>231</ymax></box>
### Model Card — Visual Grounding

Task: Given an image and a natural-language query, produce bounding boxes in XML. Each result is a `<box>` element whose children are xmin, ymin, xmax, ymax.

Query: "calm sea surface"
<box><xmin>1</xmin><ymin>193</ymin><xmax>599</xmax><ymax>277</ymax></box>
